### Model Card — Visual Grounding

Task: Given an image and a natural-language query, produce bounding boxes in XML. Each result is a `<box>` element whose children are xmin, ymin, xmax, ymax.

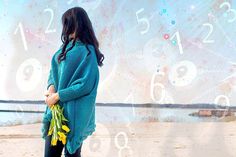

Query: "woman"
<box><xmin>42</xmin><ymin>7</ymin><xmax>104</xmax><ymax>157</ymax></box>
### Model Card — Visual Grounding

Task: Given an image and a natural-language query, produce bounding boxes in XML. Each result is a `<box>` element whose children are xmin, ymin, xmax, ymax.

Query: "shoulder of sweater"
<box><xmin>52</xmin><ymin>41</ymin><xmax>96</xmax><ymax>65</ymax></box>
<box><xmin>70</xmin><ymin>42</ymin><xmax>96</xmax><ymax>59</ymax></box>
<box><xmin>56</xmin><ymin>40</ymin><xmax>95</xmax><ymax>55</ymax></box>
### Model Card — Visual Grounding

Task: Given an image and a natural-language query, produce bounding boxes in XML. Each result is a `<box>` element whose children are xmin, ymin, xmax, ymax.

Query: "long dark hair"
<box><xmin>58</xmin><ymin>7</ymin><xmax>104</xmax><ymax>67</ymax></box>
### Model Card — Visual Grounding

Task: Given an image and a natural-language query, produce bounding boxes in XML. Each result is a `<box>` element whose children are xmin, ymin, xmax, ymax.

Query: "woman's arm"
<box><xmin>44</xmin><ymin>68</ymin><xmax>55</xmax><ymax>102</ymax></box>
<box><xmin>57</xmin><ymin>53</ymin><xmax>98</xmax><ymax>103</ymax></box>
<box><xmin>47</xmin><ymin>69</ymin><xmax>54</xmax><ymax>90</ymax></box>
<box><xmin>45</xmin><ymin>68</ymin><xmax>55</xmax><ymax>97</ymax></box>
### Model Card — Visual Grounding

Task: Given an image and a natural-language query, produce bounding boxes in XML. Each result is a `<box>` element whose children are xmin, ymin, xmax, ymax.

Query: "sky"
<box><xmin>0</xmin><ymin>0</ymin><xmax>235</xmax><ymax>106</ymax></box>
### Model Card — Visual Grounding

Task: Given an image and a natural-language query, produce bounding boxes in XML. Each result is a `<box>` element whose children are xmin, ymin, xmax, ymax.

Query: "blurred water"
<box><xmin>0</xmin><ymin>112</ymin><xmax>43</xmax><ymax>126</ymax></box>
<box><xmin>0</xmin><ymin>102</ymin><xmax>234</xmax><ymax>126</ymax></box>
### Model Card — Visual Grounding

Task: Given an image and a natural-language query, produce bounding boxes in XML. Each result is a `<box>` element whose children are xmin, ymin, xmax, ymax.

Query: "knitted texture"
<box><xmin>41</xmin><ymin>40</ymin><xmax>99</xmax><ymax>154</ymax></box>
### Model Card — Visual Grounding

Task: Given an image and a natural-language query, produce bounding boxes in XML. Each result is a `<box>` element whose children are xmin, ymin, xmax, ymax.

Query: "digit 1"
<box><xmin>14</xmin><ymin>22</ymin><xmax>28</xmax><ymax>51</ymax></box>
<box><xmin>170</xmin><ymin>31</ymin><xmax>184</xmax><ymax>55</ymax></box>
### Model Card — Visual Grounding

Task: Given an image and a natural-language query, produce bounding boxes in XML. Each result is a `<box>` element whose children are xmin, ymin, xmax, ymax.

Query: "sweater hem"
<box><xmin>65</xmin><ymin>125</ymin><xmax>96</xmax><ymax>154</ymax></box>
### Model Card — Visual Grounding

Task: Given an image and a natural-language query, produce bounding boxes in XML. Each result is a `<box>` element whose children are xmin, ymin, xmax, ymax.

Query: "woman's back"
<box><xmin>42</xmin><ymin>39</ymin><xmax>100</xmax><ymax>154</ymax></box>
<box><xmin>43</xmin><ymin>6</ymin><xmax>103</xmax><ymax>156</ymax></box>
<box><xmin>52</xmin><ymin>40</ymin><xmax>99</xmax><ymax>93</ymax></box>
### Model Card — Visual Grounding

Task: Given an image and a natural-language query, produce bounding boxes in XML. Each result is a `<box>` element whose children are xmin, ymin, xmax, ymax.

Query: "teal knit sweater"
<box><xmin>41</xmin><ymin>40</ymin><xmax>100</xmax><ymax>154</ymax></box>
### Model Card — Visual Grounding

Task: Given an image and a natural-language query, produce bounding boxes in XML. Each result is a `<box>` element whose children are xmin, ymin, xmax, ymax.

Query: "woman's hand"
<box><xmin>44</xmin><ymin>85</ymin><xmax>59</xmax><ymax>108</ymax></box>
<box><xmin>45</xmin><ymin>93</ymin><xmax>60</xmax><ymax>108</ymax></box>
<box><xmin>45</xmin><ymin>85</ymin><xmax>56</xmax><ymax>96</ymax></box>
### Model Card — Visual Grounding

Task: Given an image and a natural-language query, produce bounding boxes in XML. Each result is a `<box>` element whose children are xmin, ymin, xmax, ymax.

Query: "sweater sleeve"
<box><xmin>46</xmin><ymin>68</ymin><xmax>54</xmax><ymax>90</ymax></box>
<box><xmin>58</xmin><ymin>52</ymin><xmax>97</xmax><ymax>103</ymax></box>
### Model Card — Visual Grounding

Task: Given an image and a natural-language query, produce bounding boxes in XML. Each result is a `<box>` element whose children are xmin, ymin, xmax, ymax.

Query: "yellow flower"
<box><xmin>51</xmin><ymin>138</ymin><xmax>58</xmax><ymax>146</ymax></box>
<box><xmin>62</xmin><ymin>125</ymin><xmax>70</xmax><ymax>133</ymax></box>
<box><xmin>58</xmin><ymin>132</ymin><xmax>66</xmax><ymax>139</ymax></box>
<box><xmin>57</xmin><ymin>131</ymin><xmax>64</xmax><ymax>137</ymax></box>
<box><xmin>59</xmin><ymin>137</ymin><xmax>62</xmax><ymax>141</ymax></box>
<box><xmin>47</xmin><ymin>128</ymin><xmax>53</xmax><ymax>136</ymax></box>
<box><xmin>57</xmin><ymin>131</ymin><xmax>67</xmax><ymax>145</ymax></box>
<box><xmin>61</xmin><ymin>136</ymin><xmax>66</xmax><ymax>145</ymax></box>
<box><xmin>48</xmin><ymin>104</ymin><xmax>69</xmax><ymax>146</ymax></box>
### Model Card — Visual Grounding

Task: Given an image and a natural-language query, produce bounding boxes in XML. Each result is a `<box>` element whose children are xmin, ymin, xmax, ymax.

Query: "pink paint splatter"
<box><xmin>163</xmin><ymin>34</ymin><xmax>169</xmax><ymax>40</ymax></box>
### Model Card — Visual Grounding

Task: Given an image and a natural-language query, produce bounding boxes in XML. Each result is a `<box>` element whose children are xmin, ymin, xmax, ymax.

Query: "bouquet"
<box><xmin>47</xmin><ymin>103</ymin><xmax>70</xmax><ymax>146</ymax></box>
